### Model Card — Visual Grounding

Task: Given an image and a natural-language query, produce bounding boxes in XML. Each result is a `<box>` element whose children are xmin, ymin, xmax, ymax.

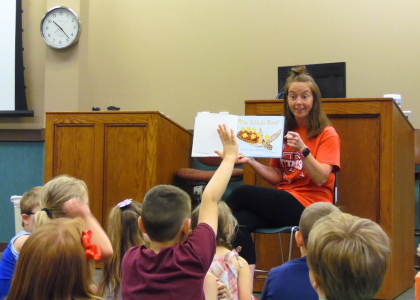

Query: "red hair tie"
<box><xmin>82</xmin><ymin>230</ymin><xmax>102</xmax><ymax>261</ymax></box>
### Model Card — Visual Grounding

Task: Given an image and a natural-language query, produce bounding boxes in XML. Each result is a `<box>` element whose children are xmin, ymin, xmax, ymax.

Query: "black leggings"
<box><xmin>224</xmin><ymin>185</ymin><xmax>305</xmax><ymax>264</ymax></box>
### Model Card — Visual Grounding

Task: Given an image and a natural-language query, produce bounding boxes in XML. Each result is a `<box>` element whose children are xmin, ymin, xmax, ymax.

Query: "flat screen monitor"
<box><xmin>278</xmin><ymin>62</ymin><xmax>346</xmax><ymax>99</ymax></box>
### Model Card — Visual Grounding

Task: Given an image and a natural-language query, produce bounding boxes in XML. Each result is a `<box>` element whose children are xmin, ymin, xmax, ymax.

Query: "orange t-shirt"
<box><xmin>270</xmin><ymin>125</ymin><xmax>340</xmax><ymax>207</ymax></box>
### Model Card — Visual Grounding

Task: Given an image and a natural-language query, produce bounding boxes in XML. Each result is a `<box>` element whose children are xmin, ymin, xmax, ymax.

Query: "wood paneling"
<box><xmin>245</xmin><ymin>99</ymin><xmax>414</xmax><ymax>300</ymax></box>
<box><xmin>45</xmin><ymin>111</ymin><xmax>193</xmax><ymax>225</ymax></box>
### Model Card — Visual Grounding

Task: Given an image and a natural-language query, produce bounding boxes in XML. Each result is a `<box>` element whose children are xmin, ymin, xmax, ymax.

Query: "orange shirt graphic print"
<box><xmin>280</xmin><ymin>151</ymin><xmax>305</xmax><ymax>183</ymax></box>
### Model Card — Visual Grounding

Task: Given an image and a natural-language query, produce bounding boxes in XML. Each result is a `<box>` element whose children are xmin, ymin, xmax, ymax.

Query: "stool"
<box><xmin>254</xmin><ymin>226</ymin><xmax>299</xmax><ymax>272</ymax></box>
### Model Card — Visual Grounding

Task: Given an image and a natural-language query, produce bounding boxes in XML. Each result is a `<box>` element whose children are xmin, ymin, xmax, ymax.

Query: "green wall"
<box><xmin>0</xmin><ymin>142</ymin><xmax>44</xmax><ymax>242</ymax></box>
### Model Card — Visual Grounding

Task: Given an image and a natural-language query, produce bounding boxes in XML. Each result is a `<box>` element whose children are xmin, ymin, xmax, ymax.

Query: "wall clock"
<box><xmin>40</xmin><ymin>6</ymin><xmax>82</xmax><ymax>49</ymax></box>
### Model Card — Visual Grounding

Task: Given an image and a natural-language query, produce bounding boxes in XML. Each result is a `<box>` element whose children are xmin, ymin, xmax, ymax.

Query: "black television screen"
<box><xmin>278</xmin><ymin>62</ymin><xmax>346</xmax><ymax>99</ymax></box>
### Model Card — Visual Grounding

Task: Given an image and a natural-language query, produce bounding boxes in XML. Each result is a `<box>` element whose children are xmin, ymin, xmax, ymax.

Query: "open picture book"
<box><xmin>192</xmin><ymin>112</ymin><xmax>285</xmax><ymax>158</ymax></box>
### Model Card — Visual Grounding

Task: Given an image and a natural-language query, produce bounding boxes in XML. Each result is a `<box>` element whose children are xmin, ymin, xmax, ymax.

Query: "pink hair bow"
<box><xmin>82</xmin><ymin>230</ymin><xmax>102</xmax><ymax>261</ymax></box>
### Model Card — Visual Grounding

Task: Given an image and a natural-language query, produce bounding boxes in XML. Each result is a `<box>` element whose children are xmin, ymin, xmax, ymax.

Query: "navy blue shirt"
<box><xmin>260</xmin><ymin>256</ymin><xmax>318</xmax><ymax>300</ymax></box>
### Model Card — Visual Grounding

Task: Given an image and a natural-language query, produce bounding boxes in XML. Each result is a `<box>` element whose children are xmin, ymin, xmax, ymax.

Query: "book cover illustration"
<box><xmin>235</xmin><ymin>116</ymin><xmax>284</xmax><ymax>157</ymax></box>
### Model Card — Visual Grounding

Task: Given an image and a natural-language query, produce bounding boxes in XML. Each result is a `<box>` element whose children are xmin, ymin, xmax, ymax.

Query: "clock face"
<box><xmin>40</xmin><ymin>6</ymin><xmax>82</xmax><ymax>49</ymax></box>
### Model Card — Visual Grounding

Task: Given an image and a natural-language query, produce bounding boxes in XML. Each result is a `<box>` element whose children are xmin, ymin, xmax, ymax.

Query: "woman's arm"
<box><xmin>237</xmin><ymin>154</ymin><xmax>283</xmax><ymax>186</ymax></box>
<box><xmin>285</xmin><ymin>131</ymin><xmax>333</xmax><ymax>186</ymax></box>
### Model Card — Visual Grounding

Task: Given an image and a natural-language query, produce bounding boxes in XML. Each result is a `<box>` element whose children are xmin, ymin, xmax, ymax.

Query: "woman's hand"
<box><xmin>285</xmin><ymin>131</ymin><xmax>306</xmax><ymax>152</ymax></box>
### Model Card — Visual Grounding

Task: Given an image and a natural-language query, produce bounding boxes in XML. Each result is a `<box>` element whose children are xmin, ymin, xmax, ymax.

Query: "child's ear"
<box><xmin>138</xmin><ymin>217</ymin><xmax>147</xmax><ymax>234</ymax></box>
<box><xmin>295</xmin><ymin>231</ymin><xmax>304</xmax><ymax>248</ymax></box>
<box><xmin>183</xmin><ymin>218</ymin><xmax>191</xmax><ymax>236</ymax></box>
<box><xmin>21</xmin><ymin>214</ymin><xmax>30</xmax><ymax>226</ymax></box>
<box><xmin>309</xmin><ymin>269</ymin><xmax>321</xmax><ymax>290</ymax></box>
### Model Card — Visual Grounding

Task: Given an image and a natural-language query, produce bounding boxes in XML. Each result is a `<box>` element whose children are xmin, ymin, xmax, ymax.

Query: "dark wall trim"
<box><xmin>0</xmin><ymin>111</ymin><xmax>34</xmax><ymax>117</ymax></box>
<box><xmin>0</xmin><ymin>129</ymin><xmax>45</xmax><ymax>141</ymax></box>
<box><xmin>0</xmin><ymin>242</ymin><xmax>7</xmax><ymax>252</ymax></box>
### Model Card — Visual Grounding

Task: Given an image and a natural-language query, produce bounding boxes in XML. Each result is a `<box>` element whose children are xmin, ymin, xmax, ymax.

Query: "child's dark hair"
<box><xmin>141</xmin><ymin>185</ymin><xmax>191</xmax><ymax>242</ymax></box>
<box><xmin>99</xmin><ymin>200</ymin><xmax>147</xmax><ymax>299</ymax></box>
<box><xmin>191</xmin><ymin>201</ymin><xmax>237</xmax><ymax>249</ymax></box>
<box><xmin>20</xmin><ymin>186</ymin><xmax>42</xmax><ymax>227</ymax></box>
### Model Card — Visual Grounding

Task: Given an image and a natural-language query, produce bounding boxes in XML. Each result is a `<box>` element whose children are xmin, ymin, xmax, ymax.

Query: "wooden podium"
<box><xmin>245</xmin><ymin>98</ymin><xmax>414</xmax><ymax>300</ymax></box>
<box><xmin>44</xmin><ymin>111</ymin><xmax>192</xmax><ymax>225</ymax></box>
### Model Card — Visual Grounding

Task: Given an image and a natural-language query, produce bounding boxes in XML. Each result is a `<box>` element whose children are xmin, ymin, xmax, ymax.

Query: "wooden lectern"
<box><xmin>245</xmin><ymin>98</ymin><xmax>414</xmax><ymax>300</ymax></box>
<box><xmin>44</xmin><ymin>111</ymin><xmax>192</xmax><ymax>225</ymax></box>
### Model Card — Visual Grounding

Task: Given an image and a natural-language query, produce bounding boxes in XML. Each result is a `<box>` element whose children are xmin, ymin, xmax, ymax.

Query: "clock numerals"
<box><xmin>42</xmin><ymin>7</ymin><xmax>81</xmax><ymax>49</ymax></box>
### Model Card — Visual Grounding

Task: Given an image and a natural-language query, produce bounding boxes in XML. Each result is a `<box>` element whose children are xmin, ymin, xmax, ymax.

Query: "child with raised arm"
<box><xmin>191</xmin><ymin>201</ymin><xmax>252</xmax><ymax>300</ymax></box>
<box><xmin>307</xmin><ymin>212</ymin><xmax>391</xmax><ymax>300</ymax></box>
<box><xmin>0</xmin><ymin>186</ymin><xmax>41</xmax><ymax>299</ymax></box>
<box><xmin>35</xmin><ymin>174</ymin><xmax>113</xmax><ymax>261</ymax></box>
<box><xmin>121</xmin><ymin>124</ymin><xmax>238</xmax><ymax>300</ymax></box>
<box><xmin>260</xmin><ymin>202</ymin><xmax>340</xmax><ymax>300</ymax></box>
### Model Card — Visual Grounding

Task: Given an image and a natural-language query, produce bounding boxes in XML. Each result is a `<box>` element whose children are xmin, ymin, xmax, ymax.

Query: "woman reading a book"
<box><xmin>224</xmin><ymin>65</ymin><xmax>340</xmax><ymax>287</ymax></box>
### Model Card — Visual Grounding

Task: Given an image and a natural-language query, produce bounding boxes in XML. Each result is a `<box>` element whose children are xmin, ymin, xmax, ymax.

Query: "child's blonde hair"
<box><xmin>307</xmin><ymin>212</ymin><xmax>391</xmax><ymax>300</ymax></box>
<box><xmin>6</xmin><ymin>218</ymin><xmax>101</xmax><ymax>300</ymax></box>
<box><xmin>20</xmin><ymin>186</ymin><xmax>42</xmax><ymax>227</ymax></box>
<box><xmin>98</xmin><ymin>200</ymin><xmax>148</xmax><ymax>299</ymax></box>
<box><xmin>191</xmin><ymin>201</ymin><xmax>238</xmax><ymax>249</ymax></box>
<box><xmin>299</xmin><ymin>202</ymin><xmax>340</xmax><ymax>247</ymax></box>
<box><xmin>35</xmin><ymin>175</ymin><xmax>88</xmax><ymax>228</ymax></box>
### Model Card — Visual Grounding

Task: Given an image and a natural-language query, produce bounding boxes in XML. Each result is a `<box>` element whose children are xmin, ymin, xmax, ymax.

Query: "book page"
<box><xmin>192</xmin><ymin>113</ymin><xmax>238</xmax><ymax>157</ymax></box>
<box><xmin>236</xmin><ymin>116</ymin><xmax>285</xmax><ymax>158</ymax></box>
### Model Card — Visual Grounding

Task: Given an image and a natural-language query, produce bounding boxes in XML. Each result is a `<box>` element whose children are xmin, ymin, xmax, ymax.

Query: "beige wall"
<box><xmin>3</xmin><ymin>0</ymin><xmax>420</xmax><ymax>130</ymax></box>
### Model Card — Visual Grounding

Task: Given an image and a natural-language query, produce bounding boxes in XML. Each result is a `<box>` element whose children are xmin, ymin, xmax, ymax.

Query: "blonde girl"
<box><xmin>98</xmin><ymin>199</ymin><xmax>148</xmax><ymax>300</ymax></box>
<box><xmin>35</xmin><ymin>174</ymin><xmax>113</xmax><ymax>261</ymax></box>
<box><xmin>6</xmin><ymin>218</ymin><xmax>103</xmax><ymax>300</ymax></box>
<box><xmin>191</xmin><ymin>201</ymin><xmax>252</xmax><ymax>300</ymax></box>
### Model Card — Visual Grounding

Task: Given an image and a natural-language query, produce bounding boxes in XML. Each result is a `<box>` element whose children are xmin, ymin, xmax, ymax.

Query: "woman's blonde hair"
<box><xmin>35</xmin><ymin>175</ymin><xmax>88</xmax><ymax>228</ymax></box>
<box><xmin>6</xmin><ymin>218</ymin><xmax>102</xmax><ymax>300</ymax></box>
<box><xmin>98</xmin><ymin>200</ymin><xmax>148</xmax><ymax>299</ymax></box>
<box><xmin>191</xmin><ymin>201</ymin><xmax>238</xmax><ymax>249</ymax></box>
<box><xmin>283</xmin><ymin>65</ymin><xmax>331</xmax><ymax>139</ymax></box>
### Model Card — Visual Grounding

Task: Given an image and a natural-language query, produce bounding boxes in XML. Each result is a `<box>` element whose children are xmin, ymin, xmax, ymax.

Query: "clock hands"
<box><xmin>53</xmin><ymin>21</ymin><xmax>70</xmax><ymax>39</ymax></box>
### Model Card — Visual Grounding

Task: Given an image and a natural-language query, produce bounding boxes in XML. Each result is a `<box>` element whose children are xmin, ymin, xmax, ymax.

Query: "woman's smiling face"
<box><xmin>287</xmin><ymin>82</ymin><xmax>314</xmax><ymax>126</ymax></box>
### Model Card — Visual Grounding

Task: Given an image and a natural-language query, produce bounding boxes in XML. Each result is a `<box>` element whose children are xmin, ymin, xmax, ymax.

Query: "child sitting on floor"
<box><xmin>307</xmin><ymin>212</ymin><xmax>391</xmax><ymax>300</ymax></box>
<box><xmin>35</xmin><ymin>174</ymin><xmax>113</xmax><ymax>261</ymax></box>
<box><xmin>121</xmin><ymin>124</ymin><xmax>238</xmax><ymax>300</ymax></box>
<box><xmin>191</xmin><ymin>201</ymin><xmax>252</xmax><ymax>300</ymax></box>
<box><xmin>260</xmin><ymin>202</ymin><xmax>340</xmax><ymax>300</ymax></box>
<box><xmin>5</xmin><ymin>218</ymin><xmax>103</xmax><ymax>300</ymax></box>
<box><xmin>0</xmin><ymin>186</ymin><xmax>42</xmax><ymax>299</ymax></box>
<box><xmin>98</xmin><ymin>199</ymin><xmax>148</xmax><ymax>300</ymax></box>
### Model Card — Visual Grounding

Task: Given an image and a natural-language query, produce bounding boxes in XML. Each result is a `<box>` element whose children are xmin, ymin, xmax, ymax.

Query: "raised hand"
<box><xmin>214</xmin><ymin>124</ymin><xmax>238</xmax><ymax>160</ymax></box>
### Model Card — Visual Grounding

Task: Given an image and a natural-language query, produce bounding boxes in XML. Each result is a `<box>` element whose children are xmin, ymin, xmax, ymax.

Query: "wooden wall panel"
<box><xmin>103</xmin><ymin>124</ymin><xmax>148</xmax><ymax>222</ymax></box>
<box><xmin>329</xmin><ymin>117</ymin><xmax>380</xmax><ymax>221</ymax></box>
<box><xmin>53</xmin><ymin>124</ymin><xmax>96</xmax><ymax>203</ymax></box>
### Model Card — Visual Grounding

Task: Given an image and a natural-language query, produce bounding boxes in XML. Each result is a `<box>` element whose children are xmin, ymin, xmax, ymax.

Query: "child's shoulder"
<box><xmin>12</xmin><ymin>231</ymin><xmax>31</xmax><ymax>254</ymax></box>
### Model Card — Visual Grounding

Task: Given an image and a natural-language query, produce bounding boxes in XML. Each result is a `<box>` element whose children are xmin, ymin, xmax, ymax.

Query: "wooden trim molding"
<box><xmin>0</xmin><ymin>129</ymin><xmax>45</xmax><ymax>142</ymax></box>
